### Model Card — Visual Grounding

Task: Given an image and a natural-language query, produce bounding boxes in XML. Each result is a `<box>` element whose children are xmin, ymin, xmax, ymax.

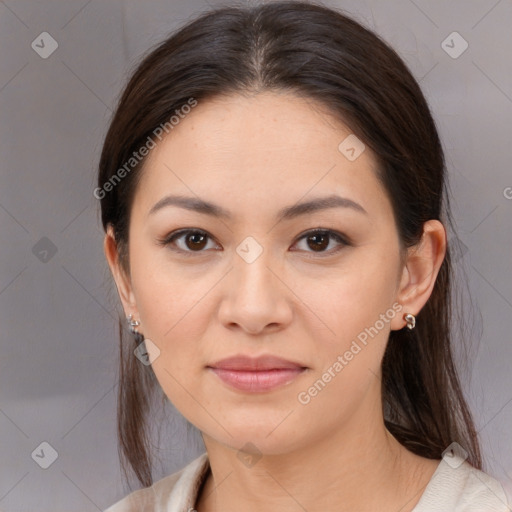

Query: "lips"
<box><xmin>207</xmin><ymin>354</ymin><xmax>307</xmax><ymax>392</ymax></box>
<box><xmin>208</xmin><ymin>354</ymin><xmax>306</xmax><ymax>371</ymax></box>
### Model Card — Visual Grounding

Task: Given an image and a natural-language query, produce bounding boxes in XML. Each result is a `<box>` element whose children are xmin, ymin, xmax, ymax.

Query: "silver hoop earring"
<box><xmin>127</xmin><ymin>313</ymin><xmax>141</xmax><ymax>334</ymax></box>
<box><xmin>404</xmin><ymin>313</ymin><xmax>416</xmax><ymax>330</ymax></box>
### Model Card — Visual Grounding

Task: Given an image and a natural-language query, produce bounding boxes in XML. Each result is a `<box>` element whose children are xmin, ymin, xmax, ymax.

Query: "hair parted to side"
<box><xmin>97</xmin><ymin>0</ymin><xmax>481</xmax><ymax>489</ymax></box>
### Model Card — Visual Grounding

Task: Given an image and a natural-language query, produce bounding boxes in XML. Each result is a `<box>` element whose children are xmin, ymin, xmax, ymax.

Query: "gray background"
<box><xmin>1</xmin><ymin>0</ymin><xmax>511</xmax><ymax>510</ymax></box>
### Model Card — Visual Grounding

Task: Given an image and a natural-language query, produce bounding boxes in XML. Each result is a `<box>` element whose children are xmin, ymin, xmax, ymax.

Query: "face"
<box><xmin>109</xmin><ymin>91</ymin><xmax>411</xmax><ymax>455</ymax></box>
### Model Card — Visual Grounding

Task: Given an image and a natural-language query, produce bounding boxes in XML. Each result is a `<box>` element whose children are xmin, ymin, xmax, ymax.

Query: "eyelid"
<box><xmin>157</xmin><ymin>228</ymin><xmax>219</xmax><ymax>256</ymax></box>
<box><xmin>293</xmin><ymin>228</ymin><xmax>351</xmax><ymax>255</ymax></box>
<box><xmin>157</xmin><ymin>227</ymin><xmax>351</xmax><ymax>257</ymax></box>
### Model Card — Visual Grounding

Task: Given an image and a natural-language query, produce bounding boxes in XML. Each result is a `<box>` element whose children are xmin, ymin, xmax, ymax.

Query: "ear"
<box><xmin>103</xmin><ymin>224</ymin><xmax>137</xmax><ymax>317</ymax></box>
<box><xmin>390</xmin><ymin>220</ymin><xmax>447</xmax><ymax>331</ymax></box>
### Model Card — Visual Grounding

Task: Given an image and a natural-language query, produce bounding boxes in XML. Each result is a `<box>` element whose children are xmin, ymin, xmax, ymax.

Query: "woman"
<box><xmin>98</xmin><ymin>2</ymin><xmax>510</xmax><ymax>511</ymax></box>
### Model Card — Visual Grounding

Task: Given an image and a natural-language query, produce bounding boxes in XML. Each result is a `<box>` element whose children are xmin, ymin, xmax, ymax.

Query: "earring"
<box><xmin>403</xmin><ymin>313</ymin><xmax>416</xmax><ymax>330</ymax></box>
<box><xmin>127</xmin><ymin>313</ymin><xmax>141</xmax><ymax>334</ymax></box>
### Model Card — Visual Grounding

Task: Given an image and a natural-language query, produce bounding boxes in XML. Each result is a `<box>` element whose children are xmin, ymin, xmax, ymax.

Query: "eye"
<box><xmin>157</xmin><ymin>228</ymin><xmax>350</xmax><ymax>257</ymax></box>
<box><xmin>157</xmin><ymin>229</ymin><xmax>219</xmax><ymax>256</ymax></box>
<box><xmin>292</xmin><ymin>229</ymin><xmax>350</xmax><ymax>256</ymax></box>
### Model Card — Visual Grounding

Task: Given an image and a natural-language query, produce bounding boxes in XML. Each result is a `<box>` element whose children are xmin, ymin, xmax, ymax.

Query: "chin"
<box><xmin>203</xmin><ymin>420</ymin><xmax>308</xmax><ymax>457</ymax></box>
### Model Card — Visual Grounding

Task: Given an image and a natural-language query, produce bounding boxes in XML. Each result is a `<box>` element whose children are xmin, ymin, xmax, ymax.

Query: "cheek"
<box><xmin>130</xmin><ymin>243</ymin><xmax>207</xmax><ymax>338</ymax></box>
<box><xmin>128</xmin><ymin>254</ymin><xmax>215</xmax><ymax>400</ymax></box>
<box><xmin>137</xmin><ymin>272</ymin><xmax>210</xmax><ymax>417</ymax></box>
<box><xmin>306</xmin><ymin>254</ymin><xmax>399</xmax><ymax>346</ymax></box>
<box><xmin>293</xmin><ymin>271</ymin><xmax>398</xmax><ymax>429</ymax></box>
<box><xmin>299</xmin><ymin>251</ymin><xmax>400</xmax><ymax>404</ymax></box>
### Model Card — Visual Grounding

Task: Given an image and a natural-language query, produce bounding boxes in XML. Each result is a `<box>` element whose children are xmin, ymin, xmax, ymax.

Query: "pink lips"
<box><xmin>207</xmin><ymin>355</ymin><xmax>307</xmax><ymax>392</ymax></box>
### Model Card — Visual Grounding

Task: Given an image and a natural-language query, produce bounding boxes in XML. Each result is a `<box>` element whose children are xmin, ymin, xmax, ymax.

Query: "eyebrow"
<box><xmin>148</xmin><ymin>193</ymin><xmax>367</xmax><ymax>221</ymax></box>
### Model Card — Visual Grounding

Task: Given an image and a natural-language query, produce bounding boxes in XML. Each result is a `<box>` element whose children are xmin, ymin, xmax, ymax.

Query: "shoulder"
<box><xmin>103</xmin><ymin>452</ymin><xmax>209</xmax><ymax>512</ymax></box>
<box><xmin>414</xmin><ymin>455</ymin><xmax>510</xmax><ymax>512</ymax></box>
<box><xmin>451</xmin><ymin>461</ymin><xmax>510</xmax><ymax>511</ymax></box>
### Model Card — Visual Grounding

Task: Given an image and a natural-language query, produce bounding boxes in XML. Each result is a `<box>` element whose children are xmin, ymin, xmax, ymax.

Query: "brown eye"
<box><xmin>306</xmin><ymin>232</ymin><xmax>330</xmax><ymax>252</ymax></box>
<box><xmin>292</xmin><ymin>229</ymin><xmax>349</xmax><ymax>256</ymax></box>
<box><xmin>184</xmin><ymin>231</ymin><xmax>208</xmax><ymax>251</ymax></box>
<box><xmin>159</xmin><ymin>229</ymin><xmax>218</xmax><ymax>255</ymax></box>
<box><xmin>159</xmin><ymin>228</ymin><xmax>350</xmax><ymax>258</ymax></box>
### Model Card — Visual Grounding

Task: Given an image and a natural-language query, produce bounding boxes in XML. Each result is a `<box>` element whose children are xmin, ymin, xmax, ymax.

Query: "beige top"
<box><xmin>104</xmin><ymin>452</ymin><xmax>511</xmax><ymax>511</ymax></box>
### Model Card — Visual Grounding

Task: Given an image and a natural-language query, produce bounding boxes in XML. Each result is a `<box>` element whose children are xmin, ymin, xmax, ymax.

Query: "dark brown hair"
<box><xmin>97</xmin><ymin>0</ymin><xmax>482</xmax><ymax>489</ymax></box>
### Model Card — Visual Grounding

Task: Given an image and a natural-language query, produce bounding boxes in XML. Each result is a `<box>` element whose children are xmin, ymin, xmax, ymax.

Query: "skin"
<box><xmin>104</xmin><ymin>91</ymin><xmax>446</xmax><ymax>511</ymax></box>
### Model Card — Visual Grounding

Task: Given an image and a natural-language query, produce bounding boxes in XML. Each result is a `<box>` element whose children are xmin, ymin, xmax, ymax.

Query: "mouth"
<box><xmin>206</xmin><ymin>354</ymin><xmax>308</xmax><ymax>393</ymax></box>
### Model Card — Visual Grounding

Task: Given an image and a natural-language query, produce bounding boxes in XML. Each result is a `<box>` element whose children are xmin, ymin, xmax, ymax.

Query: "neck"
<box><xmin>196</xmin><ymin>397</ymin><xmax>438</xmax><ymax>512</ymax></box>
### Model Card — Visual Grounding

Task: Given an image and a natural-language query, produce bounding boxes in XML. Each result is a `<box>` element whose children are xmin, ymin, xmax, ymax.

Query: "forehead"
<box><xmin>133</xmin><ymin>91</ymin><xmax>390</xmax><ymax>223</ymax></box>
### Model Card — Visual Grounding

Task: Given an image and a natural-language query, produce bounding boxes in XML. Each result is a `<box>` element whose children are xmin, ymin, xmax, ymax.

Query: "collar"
<box><xmin>165</xmin><ymin>452</ymin><xmax>210</xmax><ymax>510</ymax></box>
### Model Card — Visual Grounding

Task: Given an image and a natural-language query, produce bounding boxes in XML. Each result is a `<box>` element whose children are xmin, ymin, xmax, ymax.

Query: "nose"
<box><xmin>217</xmin><ymin>250</ymin><xmax>293</xmax><ymax>335</ymax></box>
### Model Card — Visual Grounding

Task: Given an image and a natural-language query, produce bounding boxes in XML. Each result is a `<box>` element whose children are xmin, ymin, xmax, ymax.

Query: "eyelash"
<box><xmin>157</xmin><ymin>228</ymin><xmax>351</xmax><ymax>258</ymax></box>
